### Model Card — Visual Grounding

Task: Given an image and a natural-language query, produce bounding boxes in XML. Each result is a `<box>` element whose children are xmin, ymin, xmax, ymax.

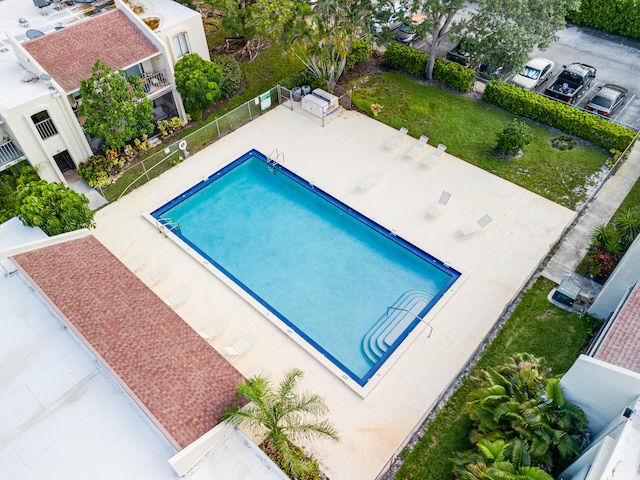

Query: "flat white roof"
<box><xmin>0</xmin><ymin>259</ymin><xmax>179</xmax><ymax>479</ymax></box>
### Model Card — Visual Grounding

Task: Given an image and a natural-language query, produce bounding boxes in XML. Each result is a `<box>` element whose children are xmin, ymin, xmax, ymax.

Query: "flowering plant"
<box><xmin>370</xmin><ymin>103</ymin><xmax>383</xmax><ymax>117</ymax></box>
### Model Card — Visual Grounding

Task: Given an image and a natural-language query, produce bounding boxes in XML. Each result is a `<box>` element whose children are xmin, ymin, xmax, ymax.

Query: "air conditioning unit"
<box><xmin>301</xmin><ymin>88</ymin><xmax>339</xmax><ymax>118</ymax></box>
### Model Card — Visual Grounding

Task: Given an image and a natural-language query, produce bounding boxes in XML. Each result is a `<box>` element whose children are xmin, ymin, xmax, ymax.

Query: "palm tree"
<box><xmin>220</xmin><ymin>368</ymin><xmax>339</xmax><ymax>479</ymax></box>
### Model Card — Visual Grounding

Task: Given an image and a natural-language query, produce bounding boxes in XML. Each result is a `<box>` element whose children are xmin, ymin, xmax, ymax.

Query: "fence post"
<box><xmin>216</xmin><ymin>118</ymin><xmax>220</xmax><ymax>137</ymax></box>
<box><xmin>248</xmin><ymin>101</ymin><xmax>252</xmax><ymax>121</ymax></box>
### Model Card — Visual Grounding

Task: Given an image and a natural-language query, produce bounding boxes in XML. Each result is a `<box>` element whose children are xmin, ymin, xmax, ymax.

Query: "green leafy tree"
<box><xmin>496</xmin><ymin>119</ymin><xmax>533</xmax><ymax>156</ymax></box>
<box><xmin>174</xmin><ymin>53</ymin><xmax>223</xmax><ymax>120</ymax></box>
<box><xmin>459</xmin><ymin>0</ymin><xmax>580</xmax><ymax>74</ymax></box>
<box><xmin>17</xmin><ymin>181</ymin><xmax>95</xmax><ymax>236</ymax></box>
<box><xmin>0</xmin><ymin>163</ymin><xmax>40</xmax><ymax>223</ymax></box>
<box><xmin>78</xmin><ymin>59</ymin><xmax>154</xmax><ymax>151</ymax></box>
<box><xmin>458</xmin><ymin>353</ymin><xmax>589</xmax><ymax>475</ymax></box>
<box><xmin>221</xmin><ymin>368</ymin><xmax>339</xmax><ymax>479</ymax></box>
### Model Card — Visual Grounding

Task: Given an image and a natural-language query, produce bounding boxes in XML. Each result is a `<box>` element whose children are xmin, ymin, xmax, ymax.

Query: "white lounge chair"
<box><xmin>222</xmin><ymin>333</ymin><xmax>259</xmax><ymax>361</ymax></box>
<box><xmin>421</xmin><ymin>143</ymin><xmax>447</xmax><ymax>168</ymax></box>
<box><xmin>426</xmin><ymin>191</ymin><xmax>452</xmax><ymax>218</ymax></box>
<box><xmin>405</xmin><ymin>135</ymin><xmax>429</xmax><ymax>161</ymax></box>
<box><xmin>144</xmin><ymin>263</ymin><xmax>173</xmax><ymax>285</ymax></box>
<box><xmin>384</xmin><ymin>127</ymin><xmax>409</xmax><ymax>150</ymax></box>
<box><xmin>124</xmin><ymin>253</ymin><xmax>150</xmax><ymax>272</ymax></box>
<box><xmin>459</xmin><ymin>214</ymin><xmax>493</xmax><ymax>237</ymax></box>
<box><xmin>197</xmin><ymin>315</ymin><xmax>230</xmax><ymax>342</ymax></box>
<box><xmin>358</xmin><ymin>172</ymin><xmax>383</xmax><ymax>191</ymax></box>
<box><xmin>163</xmin><ymin>285</ymin><xmax>192</xmax><ymax>308</ymax></box>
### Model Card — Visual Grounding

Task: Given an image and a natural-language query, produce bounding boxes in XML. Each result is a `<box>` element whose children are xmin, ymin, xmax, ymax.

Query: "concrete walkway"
<box><xmin>542</xmin><ymin>140</ymin><xmax>640</xmax><ymax>298</ymax></box>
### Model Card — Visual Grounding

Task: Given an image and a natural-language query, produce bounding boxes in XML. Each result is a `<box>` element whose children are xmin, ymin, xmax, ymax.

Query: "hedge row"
<box><xmin>384</xmin><ymin>42</ymin><xmax>475</xmax><ymax>93</ymax></box>
<box><xmin>482</xmin><ymin>81</ymin><xmax>636</xmax><ymax>152</ymax></box>
<box><xmin>567</xmin><ymin>0</ymin><xmax>640</xmax><ymax>40</ymax></box>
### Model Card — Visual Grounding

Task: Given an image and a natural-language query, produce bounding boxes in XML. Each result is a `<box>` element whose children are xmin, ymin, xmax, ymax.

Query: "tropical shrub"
<box><xmin>221</xmin><ymin>369</ymin><xmax>339</xmax><ymax>480</ymax></box>
<box><xmin>384</xmin><ymin>43</ymin><xmax>474</xmax><ymax>92</ymax></box>
<box><xmin>496</xmin><ymin>119</ymin><xmax>533</xmax><ymax>156</ymax></box>
<box><xmin>346</xmin><ymin>38</ymin><xmax>372</xmax><ymax>71</ymax></box>
<box><xmin>0</xmin><ymin>163</ymin><xmax>40</xmax><ymax>223</ymax></box>
<box><xmin>567</xmin><ymin>0</ymin><xmax>640</xmax><ymax>40</ymax></box>
<box><xmin>586</xmin><ymin>207</ymin><xmax>640</xmax><ymax>282</ymax></box>
<box><xmin>18</xmin><ymin>181</ymin><xmax>95</xmax><ymax>235</ymax></box>
<box><xmin>77</xmin><ymin>137</ymin><xmax>152</xmax><ymax>187</ymax></box>
<box><xmin>452</xmin><ymin>353</ymin><xmax>589</xmax><ymax>476</ymax></box>
<box><xmin>211</xmin><ymin>55</ymin><xmax>243</xmax><ymax>99</ymax></box>
<box><xmin>174</xmin><ymin>53</ymin><xmax>223</xmax><ymax>120</ymax></box>
<box><xmin>483</xmin><ymin>81</ymin><xmax>636</xmax><ymax>152</ymax></box>
<box><xmin>157</xmin><ymin>116</ymin><xmax>187</xmax><ymax>138</ymax></box>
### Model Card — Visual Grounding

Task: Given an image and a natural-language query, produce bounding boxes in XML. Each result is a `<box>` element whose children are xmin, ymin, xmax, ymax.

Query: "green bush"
<box><xmin>482</xmin><ymin>81</ymin><xmax>636</xmax><ymax>152</ymax></box>
<box><xmin>0</xmin><ymin>163</ymin><xmax>40</xmax><ymax>223</ymax></box>
<box><xmin>496</xmin><ymin>119</ymin><xmax>533</xmax><ymax>155</ymax></box>
<box><xmin>567</xmin><ymin>0</ymin><xmax>640</xmax><ymax>40</ymax></box>
<box><xmin>281</xmin><ymin>69</ymin><xmax>324</xmax><ymax>91</ymax></box>
<box><xmin>346</xmin><ymin>38</ymin><xmax>373</xmax><ymax>71</ymax></box>
<box><xmin>384</xmin><ymin>42</ymin><xmax>474</xmax><ymax>92</ymax></box>
<box><xmin>212</xmin><ymin>55</ymin><xmax>243</xmax><ymax>99</ymax></box>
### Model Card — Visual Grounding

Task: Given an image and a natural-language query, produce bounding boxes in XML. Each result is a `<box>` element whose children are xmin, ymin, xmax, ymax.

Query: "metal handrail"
<box><xmin>385</xmin><ymin>306</ymin><xmax>433</xmax><ymax>337</ymax></box>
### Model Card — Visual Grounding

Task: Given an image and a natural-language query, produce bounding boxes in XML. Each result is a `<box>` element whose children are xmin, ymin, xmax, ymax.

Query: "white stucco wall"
<box><xmin>560</xmin><ymin>355</ymin><xmax>640</xmax><ymax>434</ymax></box>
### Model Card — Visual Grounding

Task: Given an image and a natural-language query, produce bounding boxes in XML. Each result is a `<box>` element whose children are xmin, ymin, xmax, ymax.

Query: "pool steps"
<box><xmin>362</xmin><ymin>290</ymin><xmax>433</xmax><ymax>363</ymax></box>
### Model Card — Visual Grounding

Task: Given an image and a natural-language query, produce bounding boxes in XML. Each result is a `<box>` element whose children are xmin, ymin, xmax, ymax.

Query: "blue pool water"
<box><xmin>152</xmin><ymin>150</ymin><xmax>459</xmax><ymax>386</ymax></box>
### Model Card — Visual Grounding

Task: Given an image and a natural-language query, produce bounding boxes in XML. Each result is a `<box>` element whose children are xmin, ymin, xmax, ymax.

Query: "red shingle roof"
<box><xmin>23</xmin><ymin>10</ymin><xmax>158</xmax><ymax>92</ymax></box>
<box><xmin>12</xmin><ymin>235</ymin><xmax>245</xmax><ymax>449</ymax></box>
<box><xmin>593</xmin><ymin>281</ymin><xmax>640</xmax><ymax>374</ymax></box>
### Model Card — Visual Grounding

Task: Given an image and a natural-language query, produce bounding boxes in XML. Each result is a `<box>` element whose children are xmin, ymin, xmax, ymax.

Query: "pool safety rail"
<box><xmin>156</xmin><ymin>217</ymin><xmax>181</xmax><ymax>237</ymax></box>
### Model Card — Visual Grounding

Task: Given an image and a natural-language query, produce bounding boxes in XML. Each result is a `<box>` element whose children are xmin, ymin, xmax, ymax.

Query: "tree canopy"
<box><xmin>18</xmin><ymin>181</ymin><xmax>95</xmax><ymax>236</ymax></box>
<box><xmin>174</xmin><ymin>53</ymin><xmax>223</xmax><ymax>120</ymax></box>
<box><xmin>78</xmin><ymin>59</ymin><xmax>154</xmax><ymax>151</ymax></box>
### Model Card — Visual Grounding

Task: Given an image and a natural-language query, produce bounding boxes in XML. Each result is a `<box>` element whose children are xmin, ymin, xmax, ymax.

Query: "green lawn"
<box><xmin>394</xmin><ymin>277</ymin><xmax>597</xmax><ymax>480</ymax></box>
<box><xmin>351</xmin><ymin>72</ymin><xmax>607</xmax><ymax>209</ymax></box>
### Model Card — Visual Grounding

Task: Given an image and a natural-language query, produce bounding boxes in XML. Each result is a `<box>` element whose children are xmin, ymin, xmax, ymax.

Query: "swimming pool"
<box><xmin>151</xmin><ymin>150</ymin><xmax>459</xmax><ymax>386</ymax></box>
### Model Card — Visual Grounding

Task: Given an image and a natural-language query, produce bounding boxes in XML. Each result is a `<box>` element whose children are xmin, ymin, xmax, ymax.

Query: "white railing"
<box><xmin>0</xmin><ymin>139</ymin><xmax>24</xmax><ymax>166</ymax></box>
<box><xmin>143</xmin><ymin>71</ymin><xmax>170</xmax><ymax>94</ymax></box>
<box><xmin>34</xmin><ymin>117</ymin><xmax>58</xmax><ymax>139</ymax></box>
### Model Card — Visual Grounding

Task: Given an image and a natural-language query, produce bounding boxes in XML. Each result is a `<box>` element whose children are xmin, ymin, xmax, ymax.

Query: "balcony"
<box><xmin>141</xmin><ymin>71</ymin><xmax>171</xmax><ymax>96</ymax></box>
<box><xmin>0</xmin><ymin>139</ymin><xmax>25</xmax><ymax>167</ymax></box>
<box><xmin>34</xmin><ymin>117</ymin><xmax>58</xmax><ymax>139</ymax></box>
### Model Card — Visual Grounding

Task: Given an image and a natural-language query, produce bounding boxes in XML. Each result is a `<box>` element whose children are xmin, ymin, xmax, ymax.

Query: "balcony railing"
<box><xmin>0</xmin><ymin>139</ymin><xmax>25</xmax><ymax>166</ymax></box>
<box><xmin>34</xmin><ymin>117</ymin><xmax>58</xmax><ymax>139</ymax></box>
<box><xmin>142</xmin><ymin>71</ymin><xmax>171</xmax><ymax>95</ymax></box>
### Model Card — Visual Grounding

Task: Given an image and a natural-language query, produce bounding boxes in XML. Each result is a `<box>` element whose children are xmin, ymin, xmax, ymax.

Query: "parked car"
<box><xmin>446</xmin><ymin>43</ymin><xmax>472</xmax><ymax>67</ymax></box>
<box><xmin>511</xmin><ymin>58</ymin><xmax>555</xmax><ymax>90</ymax></box>
<box><xmin>544</xmin><ymin>63</ymin><xmax>597</xmax><ymax>104</ymax></box>
<box><xmin>395</xmin><ymin>23</ymin><xmax>417</xmax><ymax>46</ymax></box>
<box><xmin>584</xmin><ymin>84</ymin><xmax>628</xmax><ymax>116</ymax></box>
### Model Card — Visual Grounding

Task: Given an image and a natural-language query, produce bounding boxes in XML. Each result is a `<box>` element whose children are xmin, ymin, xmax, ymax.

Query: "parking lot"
<box><xmin>526</xmin><ymin>24</ymin><xmax>640</xmax><ymax>131</ymax></box>
<box><xmin>415</xmin><ymin>23</ymin><xmax>640</xmax><ymax>132</ymax></box>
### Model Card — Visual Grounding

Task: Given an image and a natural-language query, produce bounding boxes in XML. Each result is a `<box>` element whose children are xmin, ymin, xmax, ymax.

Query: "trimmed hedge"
<box><xmin>384</xmin><ymin>42</ymin><xmax>475</xmax><ymax>93</ymax></box>
<box><xmin>482</xmin><ymin>81</ymin><xmax>635</xmax><ymax>152</ymax></box>
<box><xmin>346</xmin><ymin>38</ymin><xmax>373</xmax><ymax>71</ymax></box>
<box><xmin>567</xmin><ymin>0</ymin><xmax>640</xmax><ymax>40</ymax></box>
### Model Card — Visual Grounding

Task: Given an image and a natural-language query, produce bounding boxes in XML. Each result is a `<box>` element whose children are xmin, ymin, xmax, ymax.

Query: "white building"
<box><xmin>0</xmin><ymin>0</ymin><xmax>209</xmax><ymax>185</ymax></box>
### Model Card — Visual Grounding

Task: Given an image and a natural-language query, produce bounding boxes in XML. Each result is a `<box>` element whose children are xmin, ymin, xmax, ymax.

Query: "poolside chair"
<box><xmin>426</xmin><ymin>191</ymin><xmax>452</xmax><ymax>218</ymax></box>
<box><xmin>163</xmin><ymin>285</ymin><xmax>192</xmax><ymax>308</ymax></box>
<box><xmin>459</xmin><ymin>214</ymin><xmax>493</xmax><ymax>237</ymax></box>
<box><xmin>197</xmin><ymin>315</ymin><xmax>230</xmax><ymax>342</ymax></box>
<box><xmin>421</xmin><ymin>143</ymin><xmax>447</xmax><ymax>168</ymax></box>
<box><xmin>405</xmin><ymin>135</ymin><xmax>429</xmax><ymax>161</ymax></box>
<box><xmin>358</xmin><ymin>172</ymin><xmax>383</xmax><ymax>191</ymax></box>
<box><xmin>222</xmin><ymin>333</ymin><xmax>259</xmax><ymax>361</ymax></box>
<box><xmin>384</xmin><ymin>127</ymin><xmax>409</xmax><ymax>150</ymax></box>
<box><xmin>124</xmin><ymin>253</ymin><xmax>150</xmax><ymax>272</ymax></box>
<box><xmin>143</xmin><ymin>263</ymin><xmax>173</xmax><ymax>285</ymax></box>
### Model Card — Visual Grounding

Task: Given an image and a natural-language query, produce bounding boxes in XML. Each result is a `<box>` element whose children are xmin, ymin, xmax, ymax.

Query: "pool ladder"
<box><xmin>157</xmin><ymin>217</ymin><xmax>181</xmax><ymax>237</ymax></box>
<box><xmin>267</xmin><ymin>148</ymin><xmax>285</xmax><ymax>167</ymax></box>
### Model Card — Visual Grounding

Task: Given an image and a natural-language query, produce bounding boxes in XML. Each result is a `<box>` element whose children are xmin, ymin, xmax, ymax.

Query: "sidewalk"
<box><xmin>542</xmin><ymin>140</ymin><xmax>640</xmax><ymax>298</ymax></box>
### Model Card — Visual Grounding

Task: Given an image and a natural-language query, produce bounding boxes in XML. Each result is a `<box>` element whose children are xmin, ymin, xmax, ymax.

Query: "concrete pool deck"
<box><xmin>92</xmin><ymin>105</ymin><xmax>574</xmax><ymax>479</ymax></box>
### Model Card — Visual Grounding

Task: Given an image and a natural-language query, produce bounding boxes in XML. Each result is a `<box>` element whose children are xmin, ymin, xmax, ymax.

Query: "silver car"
<box><xmin>512</xmin><ymin>58</ymin><xmax>555</xmax><ymax>91</ymax></box>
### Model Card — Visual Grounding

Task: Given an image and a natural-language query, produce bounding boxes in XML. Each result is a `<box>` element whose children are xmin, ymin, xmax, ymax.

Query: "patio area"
<box><xmin>92</xmin><ymin>105</ymin><xmax>574</xmax><ymax>479</ymax></box>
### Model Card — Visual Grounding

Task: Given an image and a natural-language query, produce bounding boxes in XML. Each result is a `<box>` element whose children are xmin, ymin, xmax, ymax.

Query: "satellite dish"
<box><xmin>178</xmin><ymin>139</ymin><xmax>187</xmax><ymax>151</ymax></box>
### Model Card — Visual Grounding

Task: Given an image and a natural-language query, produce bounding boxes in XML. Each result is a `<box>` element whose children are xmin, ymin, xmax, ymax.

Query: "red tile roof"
<box><xmin>593</xmin><ymin>281</ymin><xmax>640</xmax><ymax>374</ymax></box>
<box><xmin>23</xmin><ymin>10</ymin><xmax>158</xmax><ymax>93</ymax></box>
<box><xmin>12</xmin><ymin>235</ymin><xmax>245</xmax><ymax>449</ymax></box>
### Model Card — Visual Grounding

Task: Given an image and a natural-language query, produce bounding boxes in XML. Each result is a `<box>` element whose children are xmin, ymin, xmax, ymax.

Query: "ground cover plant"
<box><xmin>350</xmin><ymin>72</ymin><xmax>607</xmax><ymax>209</ymax></box>
<box><xmin>393</xmin><ymin>277</ymin><xmax>596</xmax><ymax>479</ymax></box>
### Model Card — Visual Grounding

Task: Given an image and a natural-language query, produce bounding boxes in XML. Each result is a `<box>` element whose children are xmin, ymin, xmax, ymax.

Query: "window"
<box><xmin>31</xmin><ymin>110</ymin><xmax>58</xmax><ymax>139</ymax></box>
<box><xmin>172</xmin><ymin>32</ymin><xmax>190</xmax><ymax>58</ymax></box>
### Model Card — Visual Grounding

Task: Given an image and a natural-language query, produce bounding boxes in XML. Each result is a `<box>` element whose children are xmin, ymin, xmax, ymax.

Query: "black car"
<box><xmin>584</xmin><ymin>84</ymin><xmax>628</xmax><ymax>117</ymax></box>
<box><xmin>446</xmin><ymin>43</ymin><xmax>472</xmax><ymax>67</ymax></box>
